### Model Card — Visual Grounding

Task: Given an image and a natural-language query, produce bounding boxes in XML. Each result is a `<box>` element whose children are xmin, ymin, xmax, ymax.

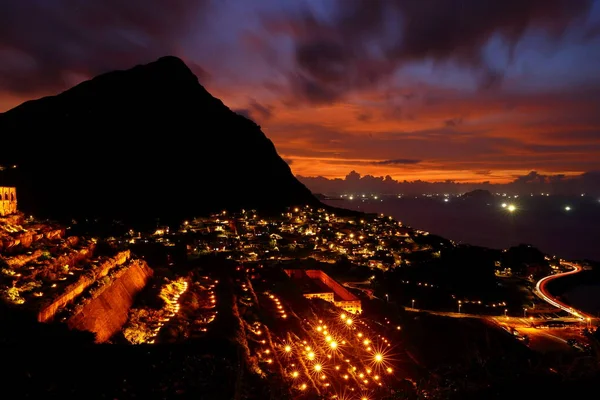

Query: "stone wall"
<box><xmin>0</xmin><ymin>227</ymin><xmax>65</xmax><ymax>252</ymax></box>
<box><xmin>4</xmin><ymin>238</ymin><xmax>86</xmax><ymax>268</ymax></box>
<box><xmin>0</xmin><ymin>214</ymin><xmax>22</xmax><ymax>225</ymax></box>
<box><xmin>37</xmin><ymin>250</ymin><xmax>130</xmax><ymax>323</ymax></box>
<box><xmin>68</xmin><ymin>260</ymin><xmax>153</xmax><ymax>343</ymax></box>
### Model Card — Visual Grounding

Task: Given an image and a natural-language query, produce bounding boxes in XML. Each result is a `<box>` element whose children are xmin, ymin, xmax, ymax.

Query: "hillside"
<box><xmin>0</xmin><ymin>56</ymin><xmax>319</xmax><ymax>223</ymax></box>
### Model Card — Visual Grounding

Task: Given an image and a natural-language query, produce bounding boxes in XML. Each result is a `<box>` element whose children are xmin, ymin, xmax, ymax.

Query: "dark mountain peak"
<box><xmin>461</xmin><ymin>189</ymin><xmax>494</xmax><ymax>200</ymax></box>
<box><xmin>155</xmin><ymin>55</ymin><xmax>190</xmax><ymax>68</ymax></box>
<box><xmin>4</xmin><ymin>56</ymin><xmax>216</xmax><ymax>119</ymax></box>
<box><xmin>0</xmin><ymin>57</ymin><xmax>320</xmax><ymax>222</ymax></box>
<box><xmin>129</xmin><ymin>55</ymin><xmax>200</xmax><ymax>85</ymax></box>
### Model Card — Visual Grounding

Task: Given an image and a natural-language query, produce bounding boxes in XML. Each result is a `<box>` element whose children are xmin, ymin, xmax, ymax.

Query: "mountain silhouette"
<box><xmin>0</xmin><ymin>56</ymin><xmax>319</xmax><ymax>223</ymax></box>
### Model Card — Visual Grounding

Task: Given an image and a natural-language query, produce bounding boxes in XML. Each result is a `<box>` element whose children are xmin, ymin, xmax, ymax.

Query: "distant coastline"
<box><xmin>322</xmin><ymin>195</ymin><xmax>600</xmax><ymax>261</ymax></box>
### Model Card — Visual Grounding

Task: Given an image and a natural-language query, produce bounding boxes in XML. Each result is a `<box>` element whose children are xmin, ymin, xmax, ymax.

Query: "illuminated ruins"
<box><xmin>284</xmin><ymin>269</ymin><xmax>362</xmax><ymax>314</ymax></box>
<box><xmin>0</xmin><ymin>187</ymin><xmax>17</xmax><ymax>216</ymax></box>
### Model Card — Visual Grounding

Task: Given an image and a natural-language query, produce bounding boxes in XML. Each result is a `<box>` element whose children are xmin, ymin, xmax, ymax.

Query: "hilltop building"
<box><xmin>284</xmin><ymin>269</ymin><xmax>362</xmax><ymax>314</ymax></box>
<box><xmin>0</xmin><ymin>187</ymin><xmax>17</xmax><ymax>216</ymax></box>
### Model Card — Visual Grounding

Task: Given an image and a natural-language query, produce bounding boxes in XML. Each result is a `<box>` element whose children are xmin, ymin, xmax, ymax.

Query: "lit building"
<box><xmin>0</xmin><ymin>187</ymin><xmax>17</xmax><ymax>216</ymax></box>
<box><xmin>284</xmin><ymin>269</ymin><xmax>362</xmax><ymax>314</ymax></box>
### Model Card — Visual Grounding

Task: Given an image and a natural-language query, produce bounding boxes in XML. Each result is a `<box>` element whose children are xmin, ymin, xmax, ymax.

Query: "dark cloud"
<box><xmin>298</xmin><ymin>170</ymin><xmax>600</xmax><ymax>196</ymax></box>
<box><xmin>0</xmin><ymin>0</ymin><xmax>211</xmax><ymax>94</ymax></box>
<box><xmin>372</xmin><ymin>159</ymin><xmax>421</xmax><ymax>165</ymax></box>
<box><xmin>235</xmin><ymin>109</ymin><xmax>252</xmax><ymax>119</ymax></box>
<box><xmin>234</xmin><ymin>99</ymin><xmax>274</xmax><ymax>122</ymax></box>
<box><xmin>356</xmin><ymin>112</ymin><xmax>372</xmax><ymax>122</ymax></box>
<box><xmin>269</xmin><ymin>0</ymin><xmax>593</xmax><ymax>103</ymax></box>
<box><xmin>444</xmin><ymin>117</ymin><xmax>464</xmax><ymax>127</ymax></box>
<box><xmin>248</xmin><ymin>99</ymin><xmax>274</xmax><ymax>121</ymax></box>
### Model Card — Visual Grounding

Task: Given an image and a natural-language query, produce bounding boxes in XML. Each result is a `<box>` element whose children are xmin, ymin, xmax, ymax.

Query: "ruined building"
<box><xmin>284</xmin><ymin>269</ymin><xmax>362</xmax><ymax>314</ymax></box>
<box><xmin>0</xmin><ymin>187</ymin><xmax>17</xmax><ymax>216</ymax></box>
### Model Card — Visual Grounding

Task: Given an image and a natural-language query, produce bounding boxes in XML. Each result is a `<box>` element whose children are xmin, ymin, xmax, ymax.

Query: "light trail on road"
<box><xmin>535</xmin><ymin>262</ymin><xmax>590</xmax><ymax>320</ymax></box>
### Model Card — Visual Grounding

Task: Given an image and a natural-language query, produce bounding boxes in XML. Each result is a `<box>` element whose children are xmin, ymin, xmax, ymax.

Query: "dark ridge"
<box><xmin>0</xmin><ymin>56</ymin><xmax>320</xmax><ymax>224</ymax></box>
<box><xmin>461</xmin><ymin>189</ymin><xmax>494</xmax><ymax>200</ymax></box>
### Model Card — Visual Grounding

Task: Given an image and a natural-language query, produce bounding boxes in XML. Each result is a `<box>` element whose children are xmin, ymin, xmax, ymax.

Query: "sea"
<box><xmin>324</xmin><ymin>194</ymin><xmax>600</xmax><ymax>315</ymax></box>
<box><xmin>324</xmin><ymin>195</ymin><xmax>600</xmax><ymax>261</ymax></box>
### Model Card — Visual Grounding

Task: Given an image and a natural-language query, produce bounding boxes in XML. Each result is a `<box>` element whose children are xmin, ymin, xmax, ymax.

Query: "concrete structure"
<box><xmin>284</xmin><ymin>269</ymin><xmax>362</xmax><ymax>314</ymax></box>
<box><xmin>0</xmin><ymin>187</ymin><xmax>17</xmax><ymax>216</ymax></box>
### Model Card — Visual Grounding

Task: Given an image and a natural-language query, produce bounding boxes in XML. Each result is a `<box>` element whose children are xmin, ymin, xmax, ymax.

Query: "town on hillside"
<box><xmin>1</xmin><ymin>186</ymin><xmax>599</xmax><ymax>399</ymax></box>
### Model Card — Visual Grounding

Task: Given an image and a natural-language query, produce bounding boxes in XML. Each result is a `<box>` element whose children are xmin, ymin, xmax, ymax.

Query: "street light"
<box><xmin>411</xmin><ymin>299</ymin><xmax>415</xmax><ymax>309</ymax></box>
<box><xmin>523</xmin><ymin>308</ymin><xmax>527</xmax><ymax>318</ymax></box>
<box><xmin>504</xmin><ymin>309</ymin><xmax>508</xmax><ymax>317</ymax></box>
<box><xmin>458</xmin><ymin>301</ymin><xmax>462</xmax><ymax>313</ymax></box>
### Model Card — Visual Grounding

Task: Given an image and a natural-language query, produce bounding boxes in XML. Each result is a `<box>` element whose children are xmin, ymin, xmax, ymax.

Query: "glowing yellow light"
<box><xmin>307</xmin><ymin>352</ymin><xmax>315</xmax><ymax>360</ymax></box>
<box><xmin>314</xmin><ymin>364</ymin><xmax>322</xmax><ymax>372</ymax></box>
<box><xmin>284</xmin><ymin>345</ymin><xmax>292</xmax><ymax>352</ymax></box>
<box><xmin>325</xmin><ymin>335</ymin><xmax>332</xmax><ymax>342</ymax></box>
<box><xmin>340</xmin><ymin>313</ymin><xmax>346</xmax><ymax>320</ymax></box>
<box><xmin>300</xmin><ymin>383</ymin><xmax>307</xmax><ymax>390</ymax></box>
<box><xmin>363</xmin><ymin>339</ymin><xmax>370</xmax><ymax>345</ymax></box>
<box><xmin>291</xmin><ymin>371</ymin><xmax>299</xmax><ymax>378</ymax></box>
<box><xmin>346</xmin><ymin>318</ymin><xmax>353</xmax><ymax>325</ymax></box>
<box><xmin>374</xmin><ymin>353</ymin><xmax>383</xmax><ymax>362</ymax></box>
<box><xmin>386</xmin><ymin>367</ymin><xmax>393</xmax><ymax>373</ymax></box>
<box><xmin>330</xmin><ymin>341</ymin><xmax>338</xmax><ymax>349</ymax></box>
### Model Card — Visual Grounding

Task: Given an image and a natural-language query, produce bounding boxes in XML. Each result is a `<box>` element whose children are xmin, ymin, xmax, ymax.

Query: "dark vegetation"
<box><xmin>375</xmin><ymin>243</ymin><xmax>551</xmax><ymax>313</ymax></box>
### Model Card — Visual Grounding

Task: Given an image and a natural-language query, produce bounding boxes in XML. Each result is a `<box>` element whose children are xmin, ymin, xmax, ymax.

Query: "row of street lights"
<box><xmin>407</xmin><ymin>295</ymin><xmax>595</xmax><ymax>332</ymax></box>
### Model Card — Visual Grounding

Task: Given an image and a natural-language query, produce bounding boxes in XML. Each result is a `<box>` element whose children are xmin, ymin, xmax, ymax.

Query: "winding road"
<box><xmin>534</xmin><ymin>261</ymin><xmax>591</xmax><ymax>320</ymax></box>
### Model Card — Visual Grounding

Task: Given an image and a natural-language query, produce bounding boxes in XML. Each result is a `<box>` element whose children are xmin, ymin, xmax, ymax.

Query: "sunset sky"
<box><xmin>1</xmin><ymin>0</ymin><xmax>600</xmax><ymax>185</ymax></box>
